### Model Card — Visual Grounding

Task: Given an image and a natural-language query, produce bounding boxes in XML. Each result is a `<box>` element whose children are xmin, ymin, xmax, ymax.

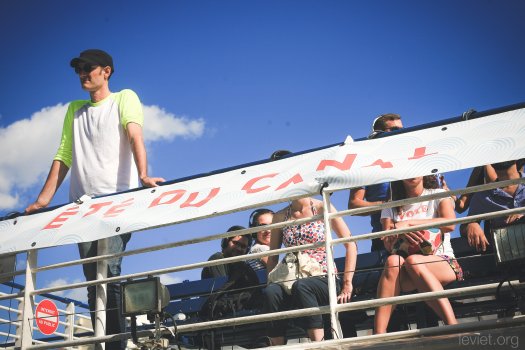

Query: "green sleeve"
<box><xmin>117</xmin><ymin>89</ymin><xmax>143</xmax><ymax>129</ymax></box>
<box><xmin>53</xmin><ymin>103</ymin><xmax>77</xmax><ymax>168</ymax></box>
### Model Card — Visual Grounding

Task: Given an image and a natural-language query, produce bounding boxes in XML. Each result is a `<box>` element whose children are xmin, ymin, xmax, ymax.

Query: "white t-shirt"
<box><xmin>380</xmin><ymin>188</ymin><xmax>455</xmax><ymax>257</ymax></box>
<box><xmin>54</xmin><ymin>90</ymin><xmax>143</xmax><ymax>201</ymax></box>
<box><xmin>247</xmin><ymin>243</ymin><xmax>269</xmax><ymax>271</ymax></box>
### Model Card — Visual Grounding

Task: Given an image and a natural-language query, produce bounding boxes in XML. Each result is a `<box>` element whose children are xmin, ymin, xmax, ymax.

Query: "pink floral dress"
<box><xmin>282</xmin><ymin>201</ymin><xmax>336</xmax><ymax>274</ymax></box>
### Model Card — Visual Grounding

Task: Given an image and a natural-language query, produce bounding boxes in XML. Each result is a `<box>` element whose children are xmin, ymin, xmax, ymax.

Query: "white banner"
<box><xmin>1</xmin><ymin>106</ymin><xmax>524</xmax><ymax>254</ymax></box>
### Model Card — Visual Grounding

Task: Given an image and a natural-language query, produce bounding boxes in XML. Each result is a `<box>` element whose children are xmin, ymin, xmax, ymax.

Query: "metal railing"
<box><xmin>2</xmin><ymin>173</ymin><xmax>525</xmax><ymax>348</ymax></box>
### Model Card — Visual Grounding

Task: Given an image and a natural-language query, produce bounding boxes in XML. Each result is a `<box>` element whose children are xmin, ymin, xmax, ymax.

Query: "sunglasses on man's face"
<box><xmin>383</xmin><ymin>126</ymin><xmax>402</xmax><ymax>132</ymax></box>
<box><xmin>368</xmin><ymin>126</ymin><xmax>403</xmax><ymax>139</ymax></box>
<box><xmin>231</xmin><ymin>240</ymin><xmax>248</xmax><ymax>250</ymax></box>
<box><xmin>74</xmin><ymin>63</ymin><xmax>98</xmax><ymax>74</ymax></box>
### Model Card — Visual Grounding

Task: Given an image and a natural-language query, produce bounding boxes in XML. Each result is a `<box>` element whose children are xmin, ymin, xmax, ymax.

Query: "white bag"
<box><xmin>267</xmin><ymin>251</ymin><xmax>323</xmax><ymax>295</ymax></box>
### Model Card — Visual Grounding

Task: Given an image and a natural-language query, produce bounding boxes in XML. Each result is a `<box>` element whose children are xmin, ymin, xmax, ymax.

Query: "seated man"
<box><xmin>460</xmin><ymin>160</ymin><xmax>525</xmax><ymax>252</ymax></box>
<box><xmin>455</xmin><ymin>159</ymin><xmax>524</xmax><ymax>214</ymax></box>
<box><xmin>201</xmin><ymin>225</ymin><xmax>253</xmax><ymax>279</ymax></box>
<box><xmin>349</xmin><ymin>113</ymin><xmax>403</xmax><ymax>252</ymax></box>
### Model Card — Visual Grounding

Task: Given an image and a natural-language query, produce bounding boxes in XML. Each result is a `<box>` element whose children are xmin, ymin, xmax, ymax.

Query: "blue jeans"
<box><xmin>78</xmin><ymin>233</ymin><xmax>131</xmax><ymax>350</ymax></box>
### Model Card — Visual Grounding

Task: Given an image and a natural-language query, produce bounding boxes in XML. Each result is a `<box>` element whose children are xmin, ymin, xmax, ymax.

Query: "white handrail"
<box><xmin>6</xmin><ymin>175</ymin><xmax>523</xmax><ymax>349</ymax></box>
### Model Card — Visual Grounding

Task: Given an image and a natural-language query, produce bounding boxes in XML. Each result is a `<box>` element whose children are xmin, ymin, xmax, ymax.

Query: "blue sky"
<box><xmin>1</xmin><ymin>0</ymin><xmax>525</xmax><ymax>328</ymax></box>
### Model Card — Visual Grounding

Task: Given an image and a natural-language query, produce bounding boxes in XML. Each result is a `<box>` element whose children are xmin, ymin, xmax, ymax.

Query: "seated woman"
<box><xmin>247</xmin><ymin>208</ymin><xmax>274</xmax><ymax>271</ymax></box>
<box><xmin>374</xmin><ymin>175</ymin><xmax>463</xmax><ymax>334</ymax></box>
<box><xmin>264</xmin><ymin>197</ymin><xmax>357</xmax><ymax>345</ymax></box>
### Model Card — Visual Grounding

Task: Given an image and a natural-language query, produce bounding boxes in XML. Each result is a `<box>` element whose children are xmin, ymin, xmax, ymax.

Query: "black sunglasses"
<box><xmin>231</xmin><ymin>240</ymin><xmax>248</xmax><ymax>250</ymax></box>
<box><xmin>384</xmin><ymin>126</ymin><xmax>402</xmax><ymax>132</ymax></box>
<box><xmin>74</xmin><ymin>63</ymin><xmax>98</xmax><ymax>74</ymax></box>
<box><xmin>368</xmin><ymin>126</ymin><xmax>403</xmax><ymax>139</ymax></box>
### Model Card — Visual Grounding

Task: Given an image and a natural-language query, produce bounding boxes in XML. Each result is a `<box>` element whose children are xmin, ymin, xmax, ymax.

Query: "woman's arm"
<box><xmin>381</xmin><ymin>217</ymin><xmax>398</xmax><ymax>252</ymax></box>
<box><xmin>266</xmin><ymin>211</ymin><xmax>285</xmax><ymax>273</ymax></box>
<box><xmin>348</xmin><ymin>187</ymin><xmax>383</xmax><ymax>215</ymax></box>
<box><xmin>328</xmin><ymin>203</ymin><xmax>357</xmax><ymax>303</ymax></box>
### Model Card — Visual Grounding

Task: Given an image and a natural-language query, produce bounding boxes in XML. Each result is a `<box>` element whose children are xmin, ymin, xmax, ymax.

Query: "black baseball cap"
<box><xmin>70</xmin><ymin>49</ymin><xmax>114</xmax><ymax>74</ymax></box>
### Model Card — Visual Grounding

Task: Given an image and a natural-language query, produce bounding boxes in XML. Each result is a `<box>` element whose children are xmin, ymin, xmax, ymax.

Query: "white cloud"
<box><xmin>142</xmin><ymin>105</ymin><xmax>205</xmax><ymax>141</ymax></box>
<box><xmin>45</xmin><ymin>278</ymin><xmax>88</xmax><ymax>303</ymax></box>
<box><xmin>0</xmin><ymin>103</ymin><xmax>205</xmax><ymax>210</ymax></box>
<box><xmin>159</xmin><ymin>274</ymin><xmax>182</xmax><ymax>285</ymax></box>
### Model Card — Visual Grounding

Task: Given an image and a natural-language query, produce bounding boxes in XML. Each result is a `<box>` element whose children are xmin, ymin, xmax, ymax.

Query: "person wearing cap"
<box><xmin>201</xmin><ymin>226</ymin><xmax>253</xmax><ymax>279</ymax></box>
<box><xmin>25</xmin><ymin>49</ymin><xmax>164</xmax><ymax>350</ymax></box>
<box><xmin>348</xmin><ymin>113</ymin><xmax>403</xmax><ymax>252</ymax></box>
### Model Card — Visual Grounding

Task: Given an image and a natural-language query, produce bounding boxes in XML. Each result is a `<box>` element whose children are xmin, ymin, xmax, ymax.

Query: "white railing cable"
<box><xmin>174</xmin><ymin>280</ymin><xmax>525</xmax><ymax>333</ymax></box>
<box><xmin>74</xmin><ymin>324</ymin><xmax>93</xmax><ymax>332</ymax></box>
<box><xmin>29</xmin><ymin>204</ymin><xmax>525</xmax><ymax>297</ymax></box>
<box><xmin>0</xmin><ymin>292</ymin><xmax>23</xmax><ymax>302</ymax></box>
<box><xmin>0</xmin><ymin>331</ymin><xmax>19</xmax><ymax>339</ymax></box>
<box><xmin>331</xmin><ymin>177</ymin><xmax>525</xmax><ymax>218</ymax></box>
<box><xmin>271</xmin><ymin>314</ymin><xmax>525</xmax><ymax>350</ymax></box>
<box><xmin>33</xmin><ymin>197</ymin><xmax>322</xmax><ymax>273</ymax></box>
<box><xmin>33</xmin><ymin>177</ymin><xmax>525</xmax><ymax>279</ymax></box>
<box><xmin>0</xmin><ymin>269</ymin><xmax>24</xmax><ymax>283</ymax></box>
<box><xmin>10</xmin><ymin>175</ymin><xmax>525</xmax><ymax>347</ymax></box>
<box><xmin>332</xmin><ymin>206</ymin><xmax>525</xmax><ymax>247</ymax></box>
<box><xmin>0</xmin><ymin>305</ymin><xmax>21</xmax><ymax>314</ymax></box>
<box><xmin>23</xmin><ymin>281</ymin><xmax>525</xmax><ymax>349</ymax></box>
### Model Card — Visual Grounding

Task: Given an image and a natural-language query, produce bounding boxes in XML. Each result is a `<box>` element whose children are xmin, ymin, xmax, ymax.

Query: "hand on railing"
<box><xmin>464</xmin><ymin>222</ymin><xmax>490</xmax><ymax>252</ymax></box>
<box><xmin>337</xmin><ymin>282</ymin><xmax>353</xmax><ymax>304</ymax></box>
<box><xmin>505</xmin><ymin>214</ymin><xmax>524</xmax><ymax>225</ymax></box>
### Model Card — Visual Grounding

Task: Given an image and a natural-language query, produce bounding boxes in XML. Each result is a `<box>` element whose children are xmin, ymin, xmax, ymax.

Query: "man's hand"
<box><xmin>25</xmin><ymin>200</ymin><xmax>47</xmax><ymax>214</ymax></box>
<box><xmin>140</xmin><ymin>176</ymin><xmax>165</xmax><ymax>188</ymax></box>
<box><xmin>465</xmin><ymin>222</ymin><xmax>489</xmax><ymax>252</ymax></box>
<box><xmin>505</xmin><ymin>214</ymin><xmax>524</xmax><ymax>225</ymax></box>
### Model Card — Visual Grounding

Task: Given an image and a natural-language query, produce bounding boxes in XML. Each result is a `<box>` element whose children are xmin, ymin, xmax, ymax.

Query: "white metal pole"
<box><xmin>95</xmin><ymin>238</ymin><xmax>109</xmax><ymax>350</ymax></box>
<box><xmin>20</xmin><ymin>250</ymin><xmax>37</xmax><ymax>348</ymax></box>
<box><xmin>321</xmin><ymin>188</ymin><xmax>342</xmax><ymax>339</ymax></box>
<box><xmin>65</xmin><ymin>302</ymin><xmax>75</xmax><ymax>349</ymax></box>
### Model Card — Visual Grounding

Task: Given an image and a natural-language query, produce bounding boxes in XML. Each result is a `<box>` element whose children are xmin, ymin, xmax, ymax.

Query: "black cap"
<box><xmin>70</xmin><ymin>49</ymin><xmax>114</xmax><ymax>74</ymax></box>
<box><xmin>270</xmin><ymin>150</ymin><xmax>292</xmax><ymax>161</ymax></box>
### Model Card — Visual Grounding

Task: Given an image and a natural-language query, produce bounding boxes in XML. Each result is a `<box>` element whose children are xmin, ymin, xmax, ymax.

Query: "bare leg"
<box><xmin>270</xmin><ymin>336</ymin><xmax>285</xmax><ymax>346</ymax></box>
<box><xmin>403</xmin><ymin>255</ymin><xmax>458</xmax><ymax>325</ymax></box>
<box><xmin>374</xmin><ymin>255</ymin><xmax>410</xmax><ymax>334</ymax></box>
<box><xmin>307</xmin><ymin>328</ymin><xmax>324</xmax><ymax>341</ymax></box>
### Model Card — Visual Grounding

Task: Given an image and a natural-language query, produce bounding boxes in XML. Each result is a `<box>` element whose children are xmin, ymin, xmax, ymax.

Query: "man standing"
<box><xmin>26</xmin><ymin>49</ymin><xmax>164</xmax><ymax>349</ymax></box>
<box><xmin>348</xmin><ymin>113</ymin><xmax>403</xmax><ymax>251</ymax></box>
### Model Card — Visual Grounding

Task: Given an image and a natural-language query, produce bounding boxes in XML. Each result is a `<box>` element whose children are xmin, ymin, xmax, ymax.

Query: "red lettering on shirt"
<box><xmin>398</xmin><ymin>204</ymin><xmax>429</xmax><ymax>221</ymax></box>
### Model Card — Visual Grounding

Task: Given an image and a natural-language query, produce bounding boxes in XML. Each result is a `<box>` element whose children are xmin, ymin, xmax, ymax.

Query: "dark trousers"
<box><xmin>78</xmin><ymin>234</ymin><xmax>131</xmax><ymax>350</ymax></box>
<box><xmin>263</xmin><ymin>277</ymin><xmax>338</xmax><ymax>338</ymax></box>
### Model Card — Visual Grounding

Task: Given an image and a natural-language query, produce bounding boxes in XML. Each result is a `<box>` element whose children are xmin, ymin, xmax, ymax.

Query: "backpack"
<box><xmin>201</xmin><ymin>261</ymin><xmax>261</xmax><ymax>320</ymax></box>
